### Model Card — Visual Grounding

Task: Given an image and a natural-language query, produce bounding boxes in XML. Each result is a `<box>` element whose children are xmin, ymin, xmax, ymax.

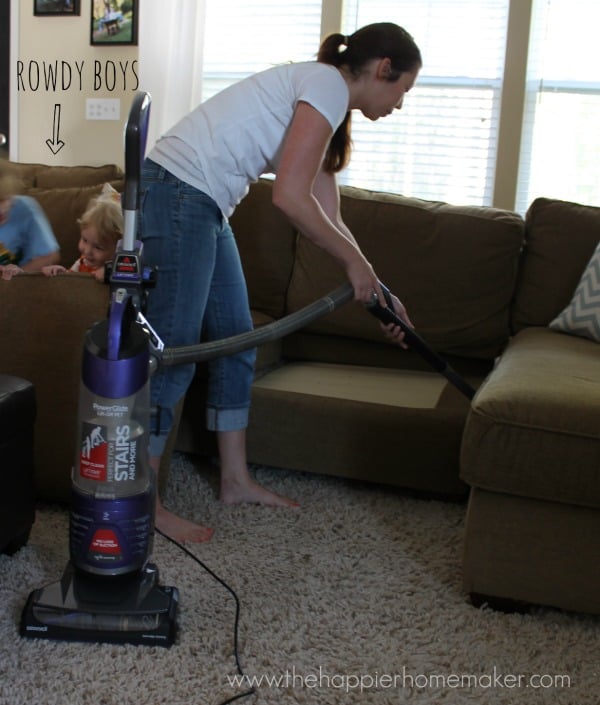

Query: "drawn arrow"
<box><xmin>46</xmin><ymin>104</ymin><xmax>65</xmax><ymax>155</ymax></box>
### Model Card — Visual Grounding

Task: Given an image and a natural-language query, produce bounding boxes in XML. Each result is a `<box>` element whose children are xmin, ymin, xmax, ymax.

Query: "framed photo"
<box><xmin>91</xmin><ymin>0</ymin><xmax>138</xmax><ymax>46</ymax></box>
<box><xmin>34</xmin><ymin>0</ymin><xmax>80</xmax><ymax>15</ymax></box>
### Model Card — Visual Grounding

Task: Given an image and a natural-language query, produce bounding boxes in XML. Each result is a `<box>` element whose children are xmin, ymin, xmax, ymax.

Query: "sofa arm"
<box><xmin>0</xmin><ymin>273</ymin><xmax>109</xmax><ymax>501</ymax></box>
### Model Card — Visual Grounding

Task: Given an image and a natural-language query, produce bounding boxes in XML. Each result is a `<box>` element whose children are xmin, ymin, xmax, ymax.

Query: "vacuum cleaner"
<box><xmin>20</xmin><ymin>90</ymin><xmax>475</xmax><ymax>649</ymax></box>
<box><xmin>19</xmin><ymin>92</ymin><xmax>181</xmax><ymax>647</ymax></box>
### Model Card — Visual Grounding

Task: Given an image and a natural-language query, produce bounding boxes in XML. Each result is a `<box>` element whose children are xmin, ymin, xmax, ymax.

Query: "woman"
<box><xmin>139</xmin><ymin>22</ymin><xmax>422</xmax><ymax>542</ymax></box>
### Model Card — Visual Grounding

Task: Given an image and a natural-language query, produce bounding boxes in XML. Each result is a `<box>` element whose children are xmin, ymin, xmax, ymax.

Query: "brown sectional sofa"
<box><xmin>0</xmin><ymin>161</ymin><xmax>598</xmax><ymax>615</ymax></box>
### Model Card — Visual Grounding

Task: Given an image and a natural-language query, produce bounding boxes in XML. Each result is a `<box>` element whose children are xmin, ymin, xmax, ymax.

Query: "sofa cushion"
<box><xmin>549</xmin><ymin>240</ymin><xmax>600</xmax><ymax>342</ymax></box>
<box><xmin>28</xmin><ymin>181</ymin><xmax>124</xmax><ymax>266</ymax></box>
<box><xmin>230</xmin><ymin>179</ymin><xmax>296</xmax><ymax>319</ymax></box>
<box><xmin>3</xmin><ymin>162</ymin><xmax>123</xmax><ymax>191</ymax></box>
<box><xmin>1</xmin><ymin>161</ymin><xmax>47</xmax><ymax>189</ymax></box>
<box><xmin>286</xmin><ymin>186</ymin><xmax>524</xmax><ymax>360</ymax></box>
<box><xmin>460</xmin><ymin>326</ymin><xmax>600</xmax><ymax>509</ymax></box>
<box><xmin>512</xmin><ymin>198</ymin><xmax>600</xmax><ymax>332</ymax></box>
<box><xmin>253</xmin><ymin>361</ymin><xmax>448</xmax><ymax>409</ymax></box>
<box><xmin>34</xmin><ymin>163</ymin><xmax>124</xmax><ymax>188</ymax></box>
<box><xmin>247</xmin><ymin>360</ymin><xmax>471</xmax><ymax>497</ymax></box>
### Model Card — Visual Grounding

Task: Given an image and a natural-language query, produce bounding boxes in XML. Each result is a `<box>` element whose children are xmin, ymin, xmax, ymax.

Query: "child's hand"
<box><xmin>42</xmin><ymin>264</ymin><xmax>67</xmax><ymax>277</ymax></box>
<box><xmin>0</xmin><ymin>264</ymin><xmax>24</xmax><ymax>280</ymax></box>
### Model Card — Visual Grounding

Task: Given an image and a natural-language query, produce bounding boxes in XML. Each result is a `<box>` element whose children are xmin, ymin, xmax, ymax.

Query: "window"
<box><xmin>515</xmin><ymin>0</ymin><xmax>600</xmax><ymax>212</ymax></box>
<box><xmin>201</xmin><ymin>0</ymin><xmax>322</xmax><ymax>101</ymax></box>
<box><xmin>340</xmin><ymin>0</ymin><xmax>509</xmax><ymax>206</ymax></box>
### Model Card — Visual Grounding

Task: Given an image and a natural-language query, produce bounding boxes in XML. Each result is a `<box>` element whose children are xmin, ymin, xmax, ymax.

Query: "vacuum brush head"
<box><xmin>20</xmin><ymin>561</ymin><xmax>178</xmax><ymax>647</ymax></box>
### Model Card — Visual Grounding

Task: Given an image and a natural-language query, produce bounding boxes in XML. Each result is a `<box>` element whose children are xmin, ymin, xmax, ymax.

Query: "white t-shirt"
<box><xmin>149</xmin><ymin>62</ymin><xmax>349</xmax><ymax>218</ymax></box>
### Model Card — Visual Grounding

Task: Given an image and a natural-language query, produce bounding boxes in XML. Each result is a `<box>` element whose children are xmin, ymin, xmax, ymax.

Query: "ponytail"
<box><xmin>317</xmin><ymin>23</ymin><xmax>422</xmax><ymax>173</ymax></box>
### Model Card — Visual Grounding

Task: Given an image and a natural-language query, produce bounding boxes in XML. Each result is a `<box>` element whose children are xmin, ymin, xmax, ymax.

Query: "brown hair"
<box><xmin>317</xmin><ymin>22</ymin><xmax>422</xmax><ymax>172</ymax></box>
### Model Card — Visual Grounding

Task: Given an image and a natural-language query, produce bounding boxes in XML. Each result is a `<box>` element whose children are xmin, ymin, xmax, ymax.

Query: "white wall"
<box><xmin>13</xmin><ymin>1</ymin><xmax>139</xmax><ymax>168</ymax></box>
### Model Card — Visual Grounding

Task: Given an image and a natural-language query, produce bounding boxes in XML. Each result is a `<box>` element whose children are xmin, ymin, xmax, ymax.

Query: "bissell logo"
<box><xmin>116</xmin><ymin>255</ymin><xmax>138</xmax><ymax>274</ymax></box>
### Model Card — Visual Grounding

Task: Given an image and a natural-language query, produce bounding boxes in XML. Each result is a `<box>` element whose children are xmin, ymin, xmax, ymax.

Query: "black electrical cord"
<box><xmin>155</xmin><ymin>527</ymin><xmax>257</xmax><ymax>705</ymax></box>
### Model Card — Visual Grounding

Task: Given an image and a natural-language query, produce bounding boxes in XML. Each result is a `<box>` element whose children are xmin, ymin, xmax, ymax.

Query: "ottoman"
<box><xmin>0</xmin><ymin>374</ymin><xmax>36</xmax><ymax>555</ymax></box>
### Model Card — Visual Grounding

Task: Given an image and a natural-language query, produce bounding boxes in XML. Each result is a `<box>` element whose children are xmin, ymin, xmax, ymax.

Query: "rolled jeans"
<box><xmin>138</xmin><ymin>160</ymin><xmax>256</xmax><ymax>457</ymax></box>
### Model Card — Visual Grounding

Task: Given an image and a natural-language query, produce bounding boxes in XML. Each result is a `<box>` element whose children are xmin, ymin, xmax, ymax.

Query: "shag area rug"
<box><xmin>1</xmin><ymin>452</ymin><xmax>598</xmax><ymax>705</ymax></box>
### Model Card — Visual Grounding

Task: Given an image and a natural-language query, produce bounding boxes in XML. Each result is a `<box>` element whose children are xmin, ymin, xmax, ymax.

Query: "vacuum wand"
<box><xmin>366</xmin><ymin>283</ymin><xmax>476</xmax><ymax>401</ymax></box>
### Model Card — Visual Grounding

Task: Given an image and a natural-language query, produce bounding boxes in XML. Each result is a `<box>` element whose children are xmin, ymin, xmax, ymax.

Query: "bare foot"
<box><xmin>215</xmin><ymin>430</ymin><xmax>299</xmax><ymax>507</ymax></box>
<box><xmin>220</xmin><ymin>473</ymin><xmax>299</xmax><ymax>507</ymax></box>
<box><xmin>155</xmin><ymin>504</ymin><xmax>214</xmax><ymax>543</ymax></box>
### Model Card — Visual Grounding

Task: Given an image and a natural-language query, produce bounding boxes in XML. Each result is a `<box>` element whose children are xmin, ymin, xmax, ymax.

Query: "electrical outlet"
<box><xmin>85</xmin><ymin>98</ymin><xmax>121</xmax><ymax>121</ymax></box>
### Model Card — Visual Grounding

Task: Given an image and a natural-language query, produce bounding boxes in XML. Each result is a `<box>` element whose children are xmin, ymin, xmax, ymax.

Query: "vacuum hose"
<box><xmin>159</xmin><ymin>283</ymin><xmax>354</xmax><ymax>366</ymax></box>
<box><xmin>157</xmin><ymin>280</ymin><xmax>475</xmax><ymax>401</ymax></box>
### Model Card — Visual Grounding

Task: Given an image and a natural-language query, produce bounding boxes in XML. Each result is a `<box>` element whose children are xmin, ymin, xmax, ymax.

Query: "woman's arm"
<box><xmin>272</xmin><ymin>101</ymin><xmax>383</xmax><ymax>305</ymax></box>
<box><xmin>311</xmin><ymin>167</ymin><xmax>359</xmax><ymax>247</ymax></box>
<box><xmin>273</xmin><ymin>102</ymin><xmax>410</xmax><ymax>345</ymax></box>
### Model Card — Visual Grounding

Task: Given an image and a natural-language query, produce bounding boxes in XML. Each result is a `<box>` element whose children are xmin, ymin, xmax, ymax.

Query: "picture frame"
<box><xmin>34</xmin><ymin>0</ymin><xmax>80</xmax><ymax>16</ymax></box>
<box><xmin>90</xmin><ymin>0</ymin><xmax>138</xmax><ymax>46</ymax></box>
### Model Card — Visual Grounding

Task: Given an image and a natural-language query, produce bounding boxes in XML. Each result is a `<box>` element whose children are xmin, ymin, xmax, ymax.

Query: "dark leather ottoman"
<box><xmin>0</xmin><ymin>374</ymin><xmax>36</xmax><ymax>555</ymax></box>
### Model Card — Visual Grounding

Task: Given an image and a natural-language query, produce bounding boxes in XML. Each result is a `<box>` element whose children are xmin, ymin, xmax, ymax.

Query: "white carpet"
<box><xmin>1</xmin><ymin>452</ymin><xmax>598</xmax><ymax>705</ymax></box>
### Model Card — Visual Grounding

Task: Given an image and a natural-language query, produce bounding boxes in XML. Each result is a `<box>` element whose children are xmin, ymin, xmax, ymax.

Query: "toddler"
<box><xmin>43</xmin><ymin>184</ymin><xmax>123</xmax><ymax>282</ymax></box>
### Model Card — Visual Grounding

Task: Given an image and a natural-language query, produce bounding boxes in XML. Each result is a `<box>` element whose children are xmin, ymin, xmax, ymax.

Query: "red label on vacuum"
<box><xmin>80</xmin><ymin>422</ymin><xmax>108</xmax><ymax>481</ymax></box>
<box><xmin>79</xmin><ymin>421</ymin><xmax>142</xmax><ymax>484</ymax></box>
<box><xmin>90</xmin><ymin>528</ymin><xmax>121</xmax><ymax>555</ymax></box>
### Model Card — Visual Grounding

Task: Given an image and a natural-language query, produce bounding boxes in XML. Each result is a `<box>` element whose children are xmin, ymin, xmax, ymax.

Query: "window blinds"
<box><xmin>201</xmin><ymin>0</ymin><xmax>322</xmax><ymax>101</ymax></box>
<box><xmin>340</xmin><ymin>0</ymin><xmax>510</xmax><ymax>206</ymax></box>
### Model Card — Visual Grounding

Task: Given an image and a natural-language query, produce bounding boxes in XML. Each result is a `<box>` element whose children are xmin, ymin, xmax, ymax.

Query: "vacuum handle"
<box><xmin>367</xmin><ymin>283</ymin><xmax>445</xmax><ymax>373</ymax></box>
<box><xmin>107</xmin><ymin>289</ymin><xmax>128</xmax><ymax>361</ymax></box>
<box><xmin>122</xmin><ymin>92</ymin><xmax>151</xmax><ymax>252</ymax></box>
<box><xmin>366</xmin><ymin>282</ymin><xmax>476</xmax><ymax>400</ymax></box>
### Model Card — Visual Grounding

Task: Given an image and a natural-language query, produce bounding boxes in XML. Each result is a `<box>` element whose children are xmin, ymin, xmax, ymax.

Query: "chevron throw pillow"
<box><xmin>549</xmin><ymin>241</ymin><xmax>600</xmax><ymax>342</ymax></box>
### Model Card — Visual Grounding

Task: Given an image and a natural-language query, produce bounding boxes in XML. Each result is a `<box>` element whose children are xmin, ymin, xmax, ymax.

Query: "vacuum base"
<box><xmin>20</xmin><ymin>561</ymin><xmax>178</xmax><ymax>647</ymax></box>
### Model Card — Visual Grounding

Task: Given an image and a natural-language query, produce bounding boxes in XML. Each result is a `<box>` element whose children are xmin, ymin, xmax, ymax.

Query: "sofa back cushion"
<box><xmin>287</xmin><ymin>186</ymin><xmax>525</xmax><ymax>360</ymax></box>
<box><xmin>512</xmin><ymin>197</ymin><xmax>600</xmax><ymax>332</ymax></box>
<box><xmin>5</xmin><ymin>161</ymin><xmax>123</xmax><ymax>190</ymax></box>
<box><xmin>34</xmin><ymin>163</ymin><xmax>124</xmax><ymax>189</ymax></box>
<box><xmin>231</xmin><ymin>179</ymin><xmax>297</xmax><ymax>319</ymax></box>
<box><xmin>2</xmin><ymin>161</ymin><xmax>47</xmax><ymax>189</ymax></box>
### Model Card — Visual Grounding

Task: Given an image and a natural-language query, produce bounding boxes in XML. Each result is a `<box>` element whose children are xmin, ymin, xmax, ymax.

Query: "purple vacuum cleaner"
<box><xmin>20</xmin><ymin>92</ymin><xmax>179</xmax><ymax>647</ymax></box>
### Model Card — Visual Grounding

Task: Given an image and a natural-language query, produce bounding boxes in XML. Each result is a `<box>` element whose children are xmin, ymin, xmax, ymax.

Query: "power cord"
<box><xmin>155</xmin><ymin>527</ymin><xmax>256</xmax><ymax>705</ymax></box>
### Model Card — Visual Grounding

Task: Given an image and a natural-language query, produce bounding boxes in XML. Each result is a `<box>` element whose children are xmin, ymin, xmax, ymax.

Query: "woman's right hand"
<box><xmin>345</xmin><ymin>252</ymin><xmax>385</xmax><ymax>306</ymax></box>
<box><xmin>346</xmin><ymin>253</ymin><xmax>414</xmax><ymax>349</ymax></box>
